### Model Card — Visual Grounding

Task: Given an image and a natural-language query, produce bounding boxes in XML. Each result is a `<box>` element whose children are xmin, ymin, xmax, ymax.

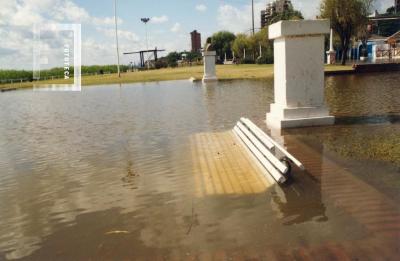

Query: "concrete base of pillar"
<box><xmin>202</xmin><ymin>76</ymin><xmax>218</xmax><ymax>83</ymax></box>
<box><xmin>266</xmin><ymin>104</ymin><xmax>335</xmax><ymax>128</ymax></box>
<box><xmin>203</xmin><ymin>51</ymin><xmax>217</xmax><ymax>83</ymax></box>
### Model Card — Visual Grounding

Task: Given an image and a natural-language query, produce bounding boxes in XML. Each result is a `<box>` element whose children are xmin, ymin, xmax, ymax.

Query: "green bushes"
<box><xmin>231</xmin><ymin>28</ymin><xmax>274</xmax><ymax>65</ymax></box>
<box><xmin>0</xmin><ymin>70</ymin><xmax>33</xmax><ymax>82</ymax></box>
<box><xmin>0</xmin><ymin>65</ymin><xmax>131</xmax><ymax>83</ymax></box>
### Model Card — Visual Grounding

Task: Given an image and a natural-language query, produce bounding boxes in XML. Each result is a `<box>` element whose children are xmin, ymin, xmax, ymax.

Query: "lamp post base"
<box><xmin>326</xmin><ymin>50</ymin><xmax>336</xmax><ymax>64</ymax></box>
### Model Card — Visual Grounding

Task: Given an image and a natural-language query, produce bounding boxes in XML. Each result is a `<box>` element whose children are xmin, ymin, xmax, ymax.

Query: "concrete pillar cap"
<box><xmin>269</xmin><ymin>20</ymin><xmax>330</xmax><ymax>40</ymax></box>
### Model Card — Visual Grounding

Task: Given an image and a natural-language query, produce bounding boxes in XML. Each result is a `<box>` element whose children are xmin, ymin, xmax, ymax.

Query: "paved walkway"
<box><xmin>186</xmin><ymin>130</ymin><xmax>399</xmax><ymax>260</ymax></box>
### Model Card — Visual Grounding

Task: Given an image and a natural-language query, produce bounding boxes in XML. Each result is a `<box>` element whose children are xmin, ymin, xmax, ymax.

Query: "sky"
<box><xmin>0</xmin><ymin>0</ymin><xmax>394</xmax><ymax>69</ymax></box>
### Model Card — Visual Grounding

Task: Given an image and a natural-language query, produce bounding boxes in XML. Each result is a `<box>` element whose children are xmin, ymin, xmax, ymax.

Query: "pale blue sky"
<box><xmin>0</xmin><ymin>0</ymin><xmax>394</xmax><ymax>69</ymax></box>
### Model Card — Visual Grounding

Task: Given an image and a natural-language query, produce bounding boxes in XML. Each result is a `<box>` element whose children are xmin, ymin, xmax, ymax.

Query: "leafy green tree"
<box><xmin>185</xmin><ymin>51</ymin><xmax>202</xmax><ymax>62</ymax></box>
<box><xmin>232</xmin><ymin>34</ymin><xmax>251</xmax><ymax>59</ymax></box>
<box><xmin>267</xmin><ymin>6</ymin><xmax>304</xmax><ymax>25</ymax></box>
<box><xmin>320</xmin><ymin>0</ymin><xmax>373</xmax><ymax>65</ymax></box>
<box><xmin>385</xmin><ymin>6</ymin><xmax>396</xmax><ymax>15</ymax></box>
<box><xmin>166</xmin><ymin>52</ymin><xmax>180</xmax><ymax>67</ymax></box>
<box><xmin>210</xmin><ymin>31</ymin><xmax>236</xmax><ymax>61</ymax></box>
<box><xmin>231</xmin><ymin>28</ymin><xmax>274</xmax><ymax>64</ymax></box>
<box><xmin>0</xmin><ymin>65</ymin><xmax>132</xmax><ymax>83</ymax></box>
<box><xmin>253</xmin><ymin>28</ymin><xmax>274</xmax><ymax>64</ymax></box>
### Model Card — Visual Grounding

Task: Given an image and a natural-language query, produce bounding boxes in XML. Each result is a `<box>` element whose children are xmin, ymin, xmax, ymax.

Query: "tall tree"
<box><xmin>232</xmin><ymin>34</ymin><xmax>251</xmax><ymax>59</ymax></box>
<box><xmin>231</xmin><ymin>29</ymin><xmax>274</xmax><ymax>63</ymax></box>
<box><xmin>267</xmin><ymin>5</ymin><xmax>304</xmax><ymax>25</ymax></box>
<box><xmin>210</xmin><ymin>31</ymin><xmax>236</xmax><ymax>61</ymax></box>
<box><xmin>320</xmin><ymin>0</ymin><xmax>373</xmax><ymax>65</ymax></box>
<box><xmin>166</xmin><ymin>52</ymin><xmax>180</xmax><ymax>67</ymax></box>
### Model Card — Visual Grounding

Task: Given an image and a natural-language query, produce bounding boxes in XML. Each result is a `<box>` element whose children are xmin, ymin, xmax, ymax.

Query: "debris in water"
<box><xmin>105</xmin><ymin>230</ymin><xmax>129</xmax><ymax>235</ymax></box>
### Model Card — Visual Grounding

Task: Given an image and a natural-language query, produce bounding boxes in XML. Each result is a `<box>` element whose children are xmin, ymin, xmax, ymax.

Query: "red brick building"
<box><xmin>190</xmin><ymin>30</ymin><xmax>201</xmax><ymax>53</ymax></box>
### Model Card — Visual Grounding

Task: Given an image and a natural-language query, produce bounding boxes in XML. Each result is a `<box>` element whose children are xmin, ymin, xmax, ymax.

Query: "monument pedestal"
<box><xmin>266</xmin><ymin>20</ymin><xmax>335</xmax><ymax>129</ymax></box>
<box><xmin>267</xmin><ymin>105</ymin><xmax>334</xmax><ymax>129</ymax></box>
<box><xmin>202</xmin><ymin>51</ymin><xmax>217</xmax><ymax>83</ymax></box>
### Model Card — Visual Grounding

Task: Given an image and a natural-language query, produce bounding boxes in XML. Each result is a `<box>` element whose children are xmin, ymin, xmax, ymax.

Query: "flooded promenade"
<box><xmin>0</xmin><ymin>72</ymin><xmax>399</xmax><ymax>260</ymax></box>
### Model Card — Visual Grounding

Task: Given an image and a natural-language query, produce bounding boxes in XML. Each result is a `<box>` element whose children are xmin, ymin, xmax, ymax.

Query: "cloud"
<box><xmin>97</xmin><ymin>28</ymin><xmax>140</xmax><ymax>42</ymax></box>
<box><xmin>217</xmin><ymin>0</ymin><xmax>395</xmax><ymax>32</ymax></box>
<box><xmin>217</xmin><ymin>0</ymin><xmax>338</xmax><ymax>33</ymax></box>
<box><xmin>196</xmin><ymin>4</ymin><xmax>207</xmax><ymax>12</ymax></box>
<box><xmin>373</xmin><ymin>0</ymin><xmax>395</xmax><ymax>13</ymax></box>
<box><xmin>291</xmin><ymin>0</ymin><xmax>393</xmax><ymax>19</ymax></box>
<box><xmin>150</xmin><ymin>15</ymin><xmax>169</xmax><ymax>24</ymax></box>
<box><xmin>0</xmin><ymin>0</ymin><xmax>137</xmax><ymax>69</ymax></box>
<box><xmin>92</xmin><ymin>17</ymin><xmax>123</xmax><ymax>26</ymax></box>
<box><xmin>217</xmin><ymin>1</ymin><xmax>265</xmax><ymax>33</ymax></box>
<box><xmin>170</xmin><ymin>22</ymin><xmax>181</xmax><ymax>33</ymax></box>
<box><xmin>0</xmin><ymin>47</ymin><xmax>17</xmax><ymax>55</ymax></box>
<box><xmin>0</xmin><ymin>0</ymin><xmax>123</xmax><ymax>27</ymax></box>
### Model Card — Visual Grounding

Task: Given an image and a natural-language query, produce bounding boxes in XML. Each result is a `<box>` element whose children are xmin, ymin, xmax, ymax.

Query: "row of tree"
<box><xmin>208</xmin><ymin>0</ymin><xmax>395</xmax><ymax>66</ymax></box>
<box><xmin>2</xmin><ymin>0</ymin><xmax>395</xmax><ymax>78</ymax></box>
<box><xmin>209</xmin><ymin>5</ymin><xmax>304</xmax><ymax>64</ymax></box>
<box><xmin>0</xmin><ymin>65</ymin><xmax>131</xmax><ymax>82</ymax></box>
<box><xmin>154</xmin><ymin>51</ymin><xmax>203</xmax><ymax>68</ymax></box>
<box><xmin>209</xmin><ymin>30</ymin><xmax>274</xmax><ymax>64</ymax></box>
<box><xmin>156</xmin><ymin>4</ymin><xmax>305</xmax><ymax>66</ymax></box>
<box><xmin>320</xmin><ymin>0</ymin><xmax>374</xmax><ymax>65</ymax></box>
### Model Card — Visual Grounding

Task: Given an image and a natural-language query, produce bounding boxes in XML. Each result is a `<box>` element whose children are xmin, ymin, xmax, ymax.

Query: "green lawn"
<box><xmin>0</xmin><ymin>64</ymin><xmax>353</xmax><ymax>90</ymax></box>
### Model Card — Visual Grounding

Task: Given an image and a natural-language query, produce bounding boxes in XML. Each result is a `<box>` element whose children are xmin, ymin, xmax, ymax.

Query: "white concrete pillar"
<box><xmin>326</xmin><ymin>28</ymin><xmax>336</xmax><ymax>64</ymax></box>
<box><xmin>266</xmin><ymin>20</ymin><xmax>335</xmax><ymax>129</ymax></box>
<box><xmin>202</xmin><ymin>51</ymin><xmax>217</xmax><ymax>83</ymax></box>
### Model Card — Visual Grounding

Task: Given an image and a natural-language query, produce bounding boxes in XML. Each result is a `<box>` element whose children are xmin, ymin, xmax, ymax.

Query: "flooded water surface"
<box><xmin>0</xmin><ymin>72</ymin><xmax>399</xmax><ymax>260</ymax></box>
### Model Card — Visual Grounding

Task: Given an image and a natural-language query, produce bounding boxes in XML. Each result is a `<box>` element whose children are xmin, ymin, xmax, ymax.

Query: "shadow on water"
<box><xmin>272</xmin><ymin>171</ymin><xmax>328</xmax><ymax>226</ymax></box>
<box><xmin>269</xmin><ymin>140</ymin><xmax>328</xmax><ymax>226</ymax></box>
<box><xmin>335</xmin><ymin>114</ymin><xmax>400</xmax><ymax>125</ymax></box>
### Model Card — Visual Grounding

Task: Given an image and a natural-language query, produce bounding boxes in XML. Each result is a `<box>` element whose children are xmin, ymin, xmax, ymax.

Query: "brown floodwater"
<box><xmin>0</xmin><ymin>72</ymin><xmax>399</xmax><ymax>260</ymax></box>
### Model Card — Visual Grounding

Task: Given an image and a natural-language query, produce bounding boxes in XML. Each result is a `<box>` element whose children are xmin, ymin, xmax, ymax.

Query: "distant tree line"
<box><xmin>154</xmin><ymin>51</ymin><xmax>202</xmax><ymax>68</ymax></box>
<box><xmin>207</xmin><ymin>6</ymin><xmax>303</xmax><ymax>65</ymax></box>
<box><xmin>0</xmin><ymin>65</ymin><xmax>130</xmax><ymax>82</ymax></box>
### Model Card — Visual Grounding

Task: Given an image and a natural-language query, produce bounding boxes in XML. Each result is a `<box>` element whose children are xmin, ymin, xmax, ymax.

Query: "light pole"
<box><xmin>114</xmin><ymin>0</ymin><xmax>121</xmax><ymax>77</ymax></box>
<box><xmin>251</xmin><ymin>0</ymin><xmax>255</xmax><ymax>35</ymax></box>
<box><xmin>141</xmin><ymin>18</ymin><xmax>150</xmax><ymax>69</ymax></box>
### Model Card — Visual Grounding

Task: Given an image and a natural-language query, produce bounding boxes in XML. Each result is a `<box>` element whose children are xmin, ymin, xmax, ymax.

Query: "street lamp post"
<box><xmin>114</xmin><ymin>0</ymin><xmax>121</xmax><ymax>77</ymax></box>
<box><xmin>141</xmin><ymin>18</ymin><xmax>150</xmax><ymax>69</ymax></box>
<box><xmin>251</xmin><ymin>0</ymin><xmax>255</xmax><ymax>35</ymax></box>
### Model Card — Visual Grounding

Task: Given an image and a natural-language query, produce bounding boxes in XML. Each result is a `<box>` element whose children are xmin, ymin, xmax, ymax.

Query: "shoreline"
<box><xmin>0</xmin><ymin>64</ymin><xmax>353</xmax><ymax>91</ymax></box>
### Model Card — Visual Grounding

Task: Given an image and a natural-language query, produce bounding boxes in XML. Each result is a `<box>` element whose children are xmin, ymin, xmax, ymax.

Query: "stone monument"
<box><xmin>326</xmin><ymin>28</ymin><xmax>336</xmax><ymax>64</ymax></box>
<box><xmin>266</xmin><ymin>20</ymin><xmax>335</xmax><ymax>129</ymax></box>
<box><xmin>202</xmin><ymin>37</ymin><xmax>217</xmax><ymax>83</ymax></box>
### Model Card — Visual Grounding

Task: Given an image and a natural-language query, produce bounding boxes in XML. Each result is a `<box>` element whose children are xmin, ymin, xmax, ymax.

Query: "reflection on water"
<box><xmin>326</xmin><ymin>72</ymin><xmax>400</xmax><ymax>117</ymax></box>
<box><xmin>0</xmin><ymin>73</ymin><xmax>399</xmax><ymax>259</ymax></box>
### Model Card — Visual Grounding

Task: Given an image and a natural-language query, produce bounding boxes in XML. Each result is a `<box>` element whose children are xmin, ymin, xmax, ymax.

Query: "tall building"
<box><xmin>190</xmin><ymin>30</ymin><xmax>201</xmax><ymax>53</ymax></box>
<box><xmin>261</xmin><ymin>0</ymin><xmax>292</xmax><ymax>28</ymax></box>
<box><xmin>396</xmin><ymin>0</ymin><xmax>400</xmax><ymax>13</ymax></box>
